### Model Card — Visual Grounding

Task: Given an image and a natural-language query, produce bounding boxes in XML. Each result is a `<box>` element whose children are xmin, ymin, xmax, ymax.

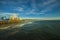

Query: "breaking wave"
<box><xmin>0</xmin><ymin>22</ymin><xmax>33</xmax><ymax>29</ymax></box>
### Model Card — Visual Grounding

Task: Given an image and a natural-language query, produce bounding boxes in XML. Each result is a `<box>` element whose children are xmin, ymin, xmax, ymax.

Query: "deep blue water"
<box><xmin>0</xmin><ymin>20</ymin><xmax>60</xmax><ymax>40</ymax></box>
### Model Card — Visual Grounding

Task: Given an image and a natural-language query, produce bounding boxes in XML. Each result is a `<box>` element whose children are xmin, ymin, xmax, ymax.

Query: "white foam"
<box><xmin>0</xmin><ymin>22</ymin><xmax>33</xmax><ymax>29</ymax></box>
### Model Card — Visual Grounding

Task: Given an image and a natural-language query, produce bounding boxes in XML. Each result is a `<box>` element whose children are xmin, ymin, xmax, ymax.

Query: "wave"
<box><xmin>0</xmin><ymin>22</ymin><xmax>33</xmax><ymax>30</ymax></box>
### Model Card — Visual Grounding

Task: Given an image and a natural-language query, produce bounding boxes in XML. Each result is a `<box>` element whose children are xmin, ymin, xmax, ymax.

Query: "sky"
<box><xmin>0</xmin><ymin>0</ymin><xmax>60</xmax><ymax>19</ymax></box>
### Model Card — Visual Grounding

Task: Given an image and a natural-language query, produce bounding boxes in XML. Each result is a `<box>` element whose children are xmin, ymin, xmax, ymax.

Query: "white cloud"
<box><xmin>30</xmin><ymin>9</ymin><xmax>35</xmax><ymax>13</ymax></box>
<box><xmin>40</xmin><ymin>1</ymin><xmax>58</xmax><ymax>14</ymax></box>
<box><xmin>14</xmin><ymin>7</ymin><xmax>24</xmax><ymax>12</ymax></box>
<box><xmin>18</xmin><ymin>8</ymin><xmax>24</xmax><ymax>12</ymax></box>
<box><xmin>38</xmin><ymin>0</ymin><xmax>57</xmax><ymax>7</ymax></box>
<box><xmin>27</xmin><ymin>3</ymin><xmax>57</xmax><ymax>15</ymax></box>
<box><xmin>29</xmin><ymin>0</ymin><xmax>58</xmax><ymax>15</ymax></box>
<box><xmin>25</xmin><ymin>9</ymin><xmax>36</xmax><ymax>15</ymax></box>
<box><xmin>28</xmin><ymin>0</ymin><xmax>58</xmax><ymax>15</ymax></box>
<box><xmin>0</xmin><ymin>12</ymin><xmax>19</xmax><ymax>17</ymax></box>
<box><xmin>43</xmin><ymin>0</ymin><xmax>56</xmax><ymax>5</ymax></box>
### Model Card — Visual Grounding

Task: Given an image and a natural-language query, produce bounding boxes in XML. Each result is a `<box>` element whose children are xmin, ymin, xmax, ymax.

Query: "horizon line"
<box><xmin>20</xmin><ymin>17</ymin><xmax>60</xmax><ymax>20</ymax></box>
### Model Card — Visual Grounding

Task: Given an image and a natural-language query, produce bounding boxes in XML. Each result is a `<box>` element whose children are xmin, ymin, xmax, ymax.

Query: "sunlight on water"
<box><xmin>0</xmin><ymin>22</ymin><xmax>33</xmax><ymax>29</ymax></box>
<box><xmin>0</xmin><ymin>26</ymin><xmax>10</xmax><ymax>29</ymax></box>
<box><xmin>13</xmin><ymin>22</ymin><xmax>33</xmax><ymax>28</ymax></box>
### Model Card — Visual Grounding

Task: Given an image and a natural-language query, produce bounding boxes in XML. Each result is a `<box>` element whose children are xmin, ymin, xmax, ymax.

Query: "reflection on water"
<box><xmin>0</xmin><ymin>22</ymin><xmax>33</xmax><ymax>29</ymax></box>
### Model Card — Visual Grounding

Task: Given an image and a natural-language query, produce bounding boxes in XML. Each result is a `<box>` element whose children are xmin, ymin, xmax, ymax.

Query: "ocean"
<box><xmin>0</xmin><ymin>20</ymin><xmax>60</xmax><ymax>40</ymax></box>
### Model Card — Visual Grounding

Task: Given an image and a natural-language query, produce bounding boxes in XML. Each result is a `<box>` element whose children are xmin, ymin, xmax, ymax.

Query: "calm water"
<box><xmin>0</xmin><ymin>20</ymin><xmax>60</xmax><ymax>40</ymax></box>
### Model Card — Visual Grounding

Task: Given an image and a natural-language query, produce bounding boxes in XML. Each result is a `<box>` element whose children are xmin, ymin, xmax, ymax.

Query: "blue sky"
<box><xmin>0</xmin><ymin>0</ymin><xmax>60</xmax><ymax>19</ymax></box>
